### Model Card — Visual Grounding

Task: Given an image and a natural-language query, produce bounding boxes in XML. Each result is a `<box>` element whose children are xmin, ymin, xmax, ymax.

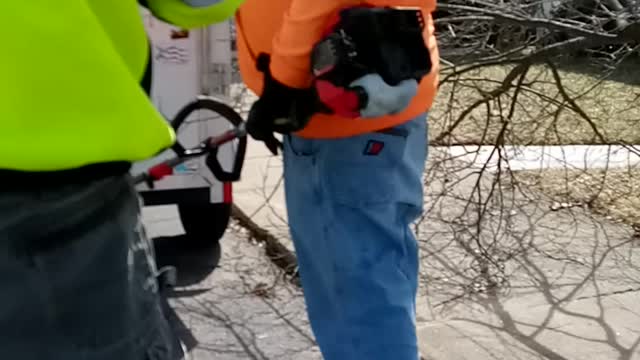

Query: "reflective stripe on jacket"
<box><xmin>235</xmin><ymin>0</ymin><xmax>439</xmax><ymax>139</ymax></box>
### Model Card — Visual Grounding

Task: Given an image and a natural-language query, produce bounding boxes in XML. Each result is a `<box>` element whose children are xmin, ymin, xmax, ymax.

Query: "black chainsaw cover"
<box><xmin>311</xmin><ymin>6</ymin><xmax>432</xmax><ymax>88</ymax></box>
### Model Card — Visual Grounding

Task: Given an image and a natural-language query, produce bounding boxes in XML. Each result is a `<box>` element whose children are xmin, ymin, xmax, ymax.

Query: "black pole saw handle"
<box><xmin>171</xmin><ymin>97</ymin><xmax>248</xmax><ymax>182</ymax></box>
<box><xmin>133</xmin><ymin>96</ymin><xmax>248</xmax><ymax>186</ymax></box>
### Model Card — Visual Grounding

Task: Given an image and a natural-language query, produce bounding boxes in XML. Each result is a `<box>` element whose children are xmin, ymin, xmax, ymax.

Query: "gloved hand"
<box><xmin>246</xmin><ymin>53</ymin><xmax>319</xmax><ymax>155</ymax></box>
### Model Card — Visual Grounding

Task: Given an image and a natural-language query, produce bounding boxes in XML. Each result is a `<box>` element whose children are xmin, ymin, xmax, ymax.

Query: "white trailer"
<box><xmin>131</xmin><ymin>8</ymin><xmax>242</xmax><ymax>246</ymax></box>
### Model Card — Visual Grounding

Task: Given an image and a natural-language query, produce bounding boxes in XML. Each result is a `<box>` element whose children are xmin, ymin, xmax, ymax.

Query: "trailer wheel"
<box><xmin>178</xmin><ymin>203</ymin><xmax>231</xmax><ymax>247</ymax></box>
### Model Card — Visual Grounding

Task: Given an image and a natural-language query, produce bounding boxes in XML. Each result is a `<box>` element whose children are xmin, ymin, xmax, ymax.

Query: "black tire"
<box><xmin>178</xmin><ymin>202</ymin><xmax>231</xmax><ymax>247</ymax></box>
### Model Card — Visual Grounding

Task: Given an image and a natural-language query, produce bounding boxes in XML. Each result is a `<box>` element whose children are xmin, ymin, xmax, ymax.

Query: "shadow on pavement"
<box><xmin>415</xmin><ymin>160</ymin><xmax>640</xmax><ymax>360</ymax></box>
<box><xmin>153</xmin><ymin>235</ymin><xmax>222</xmax><ymax>288</ymax></box>
<box><xmin>153</xmin><ymin>235</ymin><xmax>223</xmax><ymax>359</ymax></box>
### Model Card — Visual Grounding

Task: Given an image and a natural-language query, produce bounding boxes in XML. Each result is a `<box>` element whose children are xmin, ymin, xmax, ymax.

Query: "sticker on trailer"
<box><xmin>174</xmin><ymin>160</ymin><xmax>200</xmax><ymax>174</ymax></box>
<box><xmin>171</xmin><ymin>29</ymin><xmax>190</xmax><ymax>39</ymax></box>
<box><xmin>155</xmin><ymin>45</ymin><xmax>189</xmax><ymax>65</ymax></box>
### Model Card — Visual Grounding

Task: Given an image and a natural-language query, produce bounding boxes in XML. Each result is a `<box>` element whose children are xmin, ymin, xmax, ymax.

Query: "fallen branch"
<box><xmin>230</xmin><ymin>203</ymin><xmax>300</xmax><ymax>285</ymax></box>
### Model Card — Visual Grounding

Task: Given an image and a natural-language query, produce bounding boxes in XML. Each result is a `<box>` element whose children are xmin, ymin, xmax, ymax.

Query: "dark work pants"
<box><xmin>0</xmin><ymin>175</ymin><xmax>175</xmax><ymax>360</ymax></box>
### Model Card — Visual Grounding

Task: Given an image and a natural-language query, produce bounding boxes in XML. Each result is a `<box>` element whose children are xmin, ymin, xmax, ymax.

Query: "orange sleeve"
<box><xmin>269</xmin><ymin>0</ymin><xmax>360</xmax><ymax>89</ymax></box>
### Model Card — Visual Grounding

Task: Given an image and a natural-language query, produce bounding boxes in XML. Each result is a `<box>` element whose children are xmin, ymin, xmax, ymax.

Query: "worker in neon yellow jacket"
<box><xmin>0</xmin><ymin>1</ymin><xmax>243</xmax><ymax>358</ymax></box>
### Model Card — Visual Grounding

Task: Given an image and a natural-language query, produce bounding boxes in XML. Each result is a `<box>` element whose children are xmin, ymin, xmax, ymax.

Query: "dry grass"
<box><xmin>514</xmin><ymin>167</ymin><xmax>640</xmax><ymax>226</ymax></box>
<box><xmin>428</xmin><ymin>61</ymin><xmax>640</xmax><ymax>146</ymax></box>
<box><xmin>431</xmin><ymin>60</ymin><xmax>640</xmax><ymax>225</ymax></box>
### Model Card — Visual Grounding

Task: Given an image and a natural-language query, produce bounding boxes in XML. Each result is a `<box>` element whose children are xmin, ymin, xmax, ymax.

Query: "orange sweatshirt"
<box><xmin>235</xmin><ymin>0</ymin><xmax>439</xmax><ymax>139</ymax></box>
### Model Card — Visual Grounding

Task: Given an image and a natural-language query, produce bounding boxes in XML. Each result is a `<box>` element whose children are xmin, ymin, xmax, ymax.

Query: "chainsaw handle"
<box><xmin>171</xmin><ymin>97</ymin><xmax>247</xmax><ymax>182</ymax></box>
<box><xmin>132</xmin><ymin>127</ymin><xmax>245</xmax><ymax>187</ymax></box>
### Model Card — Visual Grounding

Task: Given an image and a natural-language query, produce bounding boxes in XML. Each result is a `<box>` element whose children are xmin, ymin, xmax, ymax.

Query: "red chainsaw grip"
<box><xmin>315</xmin><ymin>80</ymin><xmax>361</xmax><ymax>118</ymax></box>
<box><xmin>148</xmin><ymin>163</ymin><xmax>174</xmax><ymax>181</ymax></box>
<box><xmin>316</xmin><ymin>4</ymin><xmax>379</xmax><ymax>118</ymax></box>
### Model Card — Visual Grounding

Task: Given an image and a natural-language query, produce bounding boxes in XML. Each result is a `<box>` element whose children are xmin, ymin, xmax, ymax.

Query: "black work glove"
<box><xmin>246</xmin><ymin>53</ymin><xmax>319</xmax><ymax>155</ymax></box>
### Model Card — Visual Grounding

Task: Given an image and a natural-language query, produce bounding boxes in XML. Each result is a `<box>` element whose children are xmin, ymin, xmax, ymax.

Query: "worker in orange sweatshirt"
<box><xmin>235</xmin><ymin>1</ymin><xmax>439</xmax><ymax>359</ymax></box>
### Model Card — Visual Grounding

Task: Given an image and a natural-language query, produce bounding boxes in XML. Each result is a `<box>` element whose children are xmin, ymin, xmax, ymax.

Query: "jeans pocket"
<box><xmin>322</xmin><ymin>130</ymin><xmax>409</xmax><ymax>207</ymax></box>
<box><xmin>285</xmin><ymin>134</ymin><xmax>316</xmax><ymax>157</ymax></box>
<box><xmin>284</xmin><ymin>134</ymin><xmax>321</xmax><ymax>200</ymax></box>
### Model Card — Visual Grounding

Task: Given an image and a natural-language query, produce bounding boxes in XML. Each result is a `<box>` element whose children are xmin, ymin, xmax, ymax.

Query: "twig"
<box><xmin>231</xmin><ymin>204</ymin><xmax>300</xmax><ymax>285</ymax></box>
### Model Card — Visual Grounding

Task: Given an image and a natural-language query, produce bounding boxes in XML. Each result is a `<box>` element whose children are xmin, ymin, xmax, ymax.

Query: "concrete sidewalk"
<box><xmin>233</xmin><ymin>138</ymin><xmax>291</xmax><ymax>248</ymax></box>
<box><xmin>415</xmin><ymin>191</ymin><xmax>640</xmax><ymax>360</ymax></box>
<box><xmin>447</xmin><ymin>144</ymin><xmax>640</xmax><ymax>171</ymax></box>
<box><xmin>226</xmin><ymin>134</ymin><xmax>640</xmax><ymax>359</ymax></box>
<box><xmin>142</xmin><ymin>200</ymin><xmax>640</xmax><ymax>360</ymax></box>
<box><xmin>143</xmin><ymin>205</ymin><xmax>320</xmax><ymax>360</ymax></box>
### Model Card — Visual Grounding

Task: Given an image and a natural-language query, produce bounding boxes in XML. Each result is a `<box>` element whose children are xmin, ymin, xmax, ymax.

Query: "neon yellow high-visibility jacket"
<box><xmin>0</xmin><ymin>0</ymin><xmax>243</xmax><ymax>172</ymax></box>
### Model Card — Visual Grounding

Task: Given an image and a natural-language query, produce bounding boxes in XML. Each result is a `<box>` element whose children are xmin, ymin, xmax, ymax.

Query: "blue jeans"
<box><xmin>283</xmin><ymin>115</ymin><xmax>428</xmax><ymax>360</ymax></box>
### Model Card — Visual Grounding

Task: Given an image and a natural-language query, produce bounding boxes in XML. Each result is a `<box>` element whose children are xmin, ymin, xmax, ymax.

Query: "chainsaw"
<box><xmin>309</xmin><ymin>6</ymin><xmax>432</xmax><ymax>119</ymax></box>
